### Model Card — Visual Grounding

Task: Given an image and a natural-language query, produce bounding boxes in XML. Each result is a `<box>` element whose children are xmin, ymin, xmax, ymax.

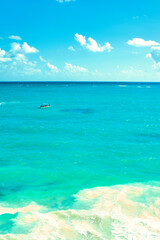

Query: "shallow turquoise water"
<box><xmin>0</xmin><ymin>82</ymin><xmax>160</xmax><ymax>239</ymax></box>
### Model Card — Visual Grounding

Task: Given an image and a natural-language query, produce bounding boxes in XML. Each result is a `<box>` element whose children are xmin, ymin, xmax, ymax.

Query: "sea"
<box><xmin>0</xmin><ymin>82</ymin><xmax>160</xmax><ymax>240</ymax></box>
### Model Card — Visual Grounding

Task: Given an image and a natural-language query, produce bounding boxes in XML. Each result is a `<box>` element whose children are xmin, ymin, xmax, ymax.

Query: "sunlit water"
<box><xmin>0</xmin><ymin>82</ymin><xmax>160</xmax><ymax>239</ymax></box>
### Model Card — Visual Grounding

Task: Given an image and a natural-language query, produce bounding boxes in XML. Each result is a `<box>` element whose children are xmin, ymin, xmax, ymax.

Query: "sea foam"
<box><xmin>0</xmin><ymin>183</ymin><xmax>160</xmax><ymax>240</ymax></box>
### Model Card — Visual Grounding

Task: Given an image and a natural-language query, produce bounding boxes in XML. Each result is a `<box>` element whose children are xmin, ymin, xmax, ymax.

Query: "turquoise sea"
<box><xmin>0</xmin><ymin>82</ymin><xmax>160</xmax><ymax>239</ymax></box>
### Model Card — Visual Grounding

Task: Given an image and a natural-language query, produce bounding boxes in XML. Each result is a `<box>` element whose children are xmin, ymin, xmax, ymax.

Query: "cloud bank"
<box><xmin>127</xmin><ymin>38</ymin><xmax>160</xmax><ymax>47</ymax></box>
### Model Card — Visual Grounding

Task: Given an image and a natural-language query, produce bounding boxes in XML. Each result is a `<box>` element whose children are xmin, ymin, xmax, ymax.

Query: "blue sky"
<box><xmin>0</xmin><ymin>0</ymin><xmax>160</xmax><ymax>81</ymax></box>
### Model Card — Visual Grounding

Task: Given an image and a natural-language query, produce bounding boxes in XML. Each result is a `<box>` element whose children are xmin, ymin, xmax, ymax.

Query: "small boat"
<box><xmin>39</xmin><ymin>103</ymin><xmax>51</xmax><ymax>109</ymax></box>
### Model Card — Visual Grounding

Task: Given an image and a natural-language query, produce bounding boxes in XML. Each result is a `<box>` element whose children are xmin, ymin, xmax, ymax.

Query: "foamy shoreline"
<box><xmin>0</xmin><ymin>183</ymin><xmax>160</xmax><ymax>240</ymax></box>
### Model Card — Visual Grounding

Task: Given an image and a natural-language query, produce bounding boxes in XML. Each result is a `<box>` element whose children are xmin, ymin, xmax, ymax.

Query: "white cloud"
<box><xmin>0</xmin><ymin>40</ymin><xmax>42</xmax><ymax>76</ymax></box>
<box><xmin>13</xmin><ymin>53</ymin><xmax>37</xmax><ymax>69</ymax></box>
<box><xmin>75</xmin><ymin>33</ymin><xmax>113</xmax><ymax>52</ymax></box>
<box><xmin>75</xmin><ymin>34</ymin><xmax>86</xmax><ymax>46</ymax></box>
<box><xmin>146</xmin><ymin>48</ymin><xmax>160</xmax><ymax>70</ymax></box>
<box><xmin>10</xmin><ymin>42</ymin><xmax>39</xmax><ymax>54</ymax></box>
<box><xmin>40</xmin><ymin>56</ymin><xmax>58</xmax><ymax>72</ymax></box>
<box><xmin>22</xmin><ymin>42</ymin><xmax>39</xmax><ymax>54</ymax></box>
<box><xmin>9</xmin><ymin>57</ymin><xmax>41</xmax><ymax>75</ymax></box>
<box><xmin>10</xmin><ymin>42</ymin><xmax>38</xmax><ymax>54</ymax></box>
<box><xmin>10</xmin><ymin>42</ymin><xmax>21</xmax><ymax>53</ymax></box>
<box><xmin>9</xmin><ymin>35</ymin><xmax>22</xmax><ymax>40</ymax></box>
<box><xmin>121</xmin><ymin>66</ymin><xmax>144</xmax><ymax>75</ymax></box>
<box><xmin>152</xmin><ymin>62</ymin><xmax>160</xmax><ymax>70</ymax></box>
<box><xmin>146</xmin><ymin>48</ymin><xmax>160</xmax><ymax>63</ymax></box>
<box><xmin>65</xmin><ymin>62</ymin><xmax>88</xmax><ymax>72</ymax></box>
<box><xmin>47</xmin><ymin>62</ymin><xmax>58</xmax><ymax>72</ymax></box>
<box><xmin>40</xmin><ymin>56</ymin><xmax>46</xmax><ymax>62</ymax></box>
<box><xmin>151</xmin><ymin>46</ymin><xmax>160</xmax><ymax>50</ymax></box>
<box><xmin>68</xmin><ymin>46</ymin><xmax>75</xmax><ymax>51</ymax></box>
<box><xmin>56</xmin><ymin>0</ymin><xmax>75</xmax><ymax>3</ymax></box>
<box><xmin>27</xmin><ymin>61</ymin><xmax>37</xmax><ymax>67</ymax></box>
<box><xmin>86</xmin><ymin>38</ymin><xmax>113</xmax><ymax>52</ymax></box>
<box><xmin>0</xmin><ymin>57</ymin><xmax>12</xmax><ymax>62</ymax></box>
<box><xmin>0</xmin><ymin>48</ymin><xmax>11</xmax><ymax>63</ymax></box>
<box><xmin>0</xmin><ymin>49</ymin><xmax>6</xmax><ymax>57</ymax></box>
<box><xmin>145</xmin><ymin>53</ymin><xmax>152</xmax><ymax>59</ymax></box>
<box><xmin>127</xmin><ymin>38</ymin><xmax>160</xmax><ymax>47</ymax></box>
<box><xmin>14</xmin><ymin>53</ymin><xmax>27</xmax><ymax>62</ymax></box>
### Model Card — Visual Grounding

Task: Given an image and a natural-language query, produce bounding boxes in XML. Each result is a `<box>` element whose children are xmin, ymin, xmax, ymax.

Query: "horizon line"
<box><xmin>0</xmin><ymin>81</ymin><xmax>160</xmax><ymax>84</ymax></box>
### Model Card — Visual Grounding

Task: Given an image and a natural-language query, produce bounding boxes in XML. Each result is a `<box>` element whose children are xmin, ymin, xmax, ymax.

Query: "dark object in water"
<box><xmin>39</xmin><ymin>104</ymin><xmax>51</xmax><ymax>109</ymax></box>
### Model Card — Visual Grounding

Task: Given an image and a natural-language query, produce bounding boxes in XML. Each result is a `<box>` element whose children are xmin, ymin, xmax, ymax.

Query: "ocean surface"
<box><xmin>0</xmin><ymin>82</ymin><xmax>160</xmax><ymax>239</ymax></box>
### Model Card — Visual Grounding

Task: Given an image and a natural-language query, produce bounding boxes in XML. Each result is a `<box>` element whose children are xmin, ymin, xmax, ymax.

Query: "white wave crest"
<box><xmin>0</xmin><ymin>101</ymin><xmax>20</xmax><ymax>106</ymax></box>
<box><xmin>118</xmin><ymin>85</ymin><xmax>127</xmax><ymax>87</ymax></box>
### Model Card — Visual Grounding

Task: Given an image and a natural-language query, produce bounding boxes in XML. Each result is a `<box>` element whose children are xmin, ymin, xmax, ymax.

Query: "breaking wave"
<box><xmin>0</xmin><ymin>182</ymin><xmax>160</xmax><ymax>239</ymax></box>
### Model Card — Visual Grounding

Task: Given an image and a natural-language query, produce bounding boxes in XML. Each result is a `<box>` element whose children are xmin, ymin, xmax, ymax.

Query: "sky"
<box><xmin>0</xmin><ymin>0</ymin><xmax>160</xmax><ymax>81</ymax></box>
